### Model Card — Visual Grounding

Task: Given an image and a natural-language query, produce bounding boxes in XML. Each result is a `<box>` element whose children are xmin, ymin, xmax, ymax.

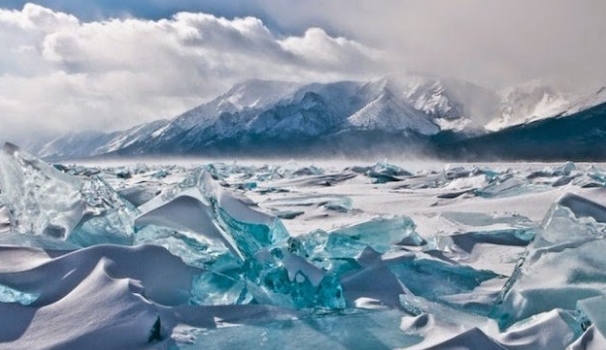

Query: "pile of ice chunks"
<box><xmin>4</xmin><ymin>142</ymin><xmax>606</xmax><ymax>346</ymax></box>
<box><xmin>0</xmin><ymin>144</ymin><xmax>509</xmax><ymax>315</ymax></box>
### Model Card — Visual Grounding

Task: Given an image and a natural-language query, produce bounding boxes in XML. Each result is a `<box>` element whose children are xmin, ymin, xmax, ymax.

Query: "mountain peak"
<box><xmin>348</xmin><ymin>89</ymin><xmax>439</xmax><ymax>135</ymax></box>
<box><xmin>223</xmin><ymin>79</ymin><xmax>302</xmax><ymax>110</ymax></box>
<box><xmin>21</xmin><ymin>75</ymin><xmax>606</xmax><ymax>160</ymax></box>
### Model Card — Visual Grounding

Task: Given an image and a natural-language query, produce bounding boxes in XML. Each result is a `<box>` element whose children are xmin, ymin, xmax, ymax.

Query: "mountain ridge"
<box><xmin>21</xmin><ymin>76</ymin><xmax>606</xmax><ymax>161</ymax></box>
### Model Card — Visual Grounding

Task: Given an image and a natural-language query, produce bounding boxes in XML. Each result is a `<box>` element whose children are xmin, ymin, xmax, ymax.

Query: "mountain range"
<box><xmin>22</xmin><ymin>75</ymin><xmax>606</xmax><ymax>161</ymax></box>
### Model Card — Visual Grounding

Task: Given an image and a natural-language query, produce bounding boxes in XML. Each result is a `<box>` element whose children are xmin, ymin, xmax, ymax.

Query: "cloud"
<box><xmin>0</xmin><ymin>3</ymin><xmax>383</xmax><ymax>139</ymax></box>
<box><xmin>257</xmin><ymin>0</ymin><xmax>606</xmax><ymax>89</ymax></box>
<box><xmin>2</xmin><ymin>1</ymin><xmax>605</xmax><ymax>141</ymax></box>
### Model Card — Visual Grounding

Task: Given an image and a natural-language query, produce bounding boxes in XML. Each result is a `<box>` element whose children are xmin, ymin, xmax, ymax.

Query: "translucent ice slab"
<box><xmin>492</xmin><ymin>193</ymin><xmax>606</xmax><ymax>329</ymax></box>
<box><xmin>300</xmin><ymin>216</ymin><xmax>425</xmax><ymax>262</ymax></box>
<box><xmin>0</xmin><ymin>143</ymin><xmax>137</xmax><ymax>246</ymax></box>
<box><xmin>0</xmin><ymin>142</ymin><xmax>85</xmax><ymax>237</ymax></box>
<box><xmin>387</xmin><ymin>252</ymin><xmax>499</xmax><ymax>306</ymax></box>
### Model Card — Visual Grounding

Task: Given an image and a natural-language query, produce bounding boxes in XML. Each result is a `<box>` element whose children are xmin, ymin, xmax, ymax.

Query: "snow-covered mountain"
<box><xmin>485</xmin><ymin>81</ymin><xmax>571</xmax><ymax>131</ymax></box>
<box><xmin>347</xmin><ymin>89</ymin><xmax>439</xmax><ymax>134</ymax></box>
<box><xmin>23</xmin><ymin>76</ymin><xmax>606</xmax><ymax>160</ymax></box>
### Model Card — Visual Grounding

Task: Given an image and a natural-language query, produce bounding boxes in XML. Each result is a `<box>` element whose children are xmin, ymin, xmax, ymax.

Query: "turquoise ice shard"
<box><xmin>301</xmin><ymin>216</ymin><xmax>425</xmax><ymax>262</ymax></box>
<box><xmin>492</xmin><ymin>193</ymin><xmax>606</xmax><ymax>329</ymax></box>
<box><xmin>135</xmin><ymin>170</ymin><xmax>345</xmax><ymax>310</ymax></box>
<box><xmin>243</xmin><ymin>248</ymin><xmax>346</xmax><ymax>310</ymax></box>
<box><xmin>0</xmin><ymin>283</ymin><xmax>39</xmax><ymax>305</ymax></box>
<box><xmin>198</xmin><ymin>170</ymin><xmax>290</xmax><ymax>259</ymax></box>
<box><xmin>387</xmin><ymin>252</ymin><xmax>499</xmax><ymax>307</ymax></box>
<box><xmin>329</xmin><ymin>216</ymin><xmax>425</xmax><ymax>250</ymax></box>
<box><xmin>190</xmin><ymin>271</ymin><xmax>252</xmax><ymax>306</ymax></box>
<box><xmin>134</xmin><ymin>224</ymin><xmax>230</xmax><ymax>269</ymax></box>
<box><xmin>0</xmin><ymin>142</ymin><xmax>137</xmax><ymax>246</ymax></box>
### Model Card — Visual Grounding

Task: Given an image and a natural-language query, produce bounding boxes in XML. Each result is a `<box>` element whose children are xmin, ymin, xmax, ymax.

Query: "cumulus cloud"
<box><xmin>0</xmin><ymin>3</ymin><xmax>384</xmax><ymax>139</ymax></box>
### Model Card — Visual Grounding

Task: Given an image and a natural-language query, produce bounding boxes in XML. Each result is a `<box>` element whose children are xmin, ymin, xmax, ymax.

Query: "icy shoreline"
<box><xmin>0</xmin><ymin>143</ymin><xmax>606</xmax><ymax>349</ymax></box>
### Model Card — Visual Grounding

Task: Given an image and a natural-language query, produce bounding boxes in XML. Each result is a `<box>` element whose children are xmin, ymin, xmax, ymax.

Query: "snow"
<box><xmin>20</xmin><ymin>75</ymin><xmax>606</xmax><ymax>161</ymax></box>
<box><xmin>486</xmin><ymin>81</ymin><xmax>572</xmax><ymax>131</ymax></box>
<box><xmin>347</xmin><ymin>91</ymin><xmax>439</xmax><ymax>135</ymax></box>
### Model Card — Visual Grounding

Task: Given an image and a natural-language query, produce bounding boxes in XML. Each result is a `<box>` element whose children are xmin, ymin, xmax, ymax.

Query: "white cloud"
<box><xmin>4</xmin><ymin>1</ymin><xmax>604</xmax><ymax>142</ymax></box>
<box><xmin>0</xmin><ymin>3</ymin><xmax>384</xmax><ymax>139</ymax></box>
<box><xmin>258</xmin><ymin>0</ymin><xmax>606</xmax><ymax>90</ymax></box>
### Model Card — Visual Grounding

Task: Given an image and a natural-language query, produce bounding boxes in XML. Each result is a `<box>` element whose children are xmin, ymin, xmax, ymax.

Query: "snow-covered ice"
<box><xmin>1</xmin><ymin>143</ymin><xmax>606</xmax><ymax>349</ymax></box>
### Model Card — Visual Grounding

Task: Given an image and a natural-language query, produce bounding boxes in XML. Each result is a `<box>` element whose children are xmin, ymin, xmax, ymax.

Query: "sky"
<box><xmin>0</xmin><ymin>0</ymin><xmax>605</xmax><ymax>140</ymax></box>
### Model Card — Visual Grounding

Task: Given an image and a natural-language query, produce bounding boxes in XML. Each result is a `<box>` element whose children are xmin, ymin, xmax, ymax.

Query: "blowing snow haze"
<box><xmin>0</xmin><ymin>0</ymin><xmax>605</xmax><ymax>144</ymax></box>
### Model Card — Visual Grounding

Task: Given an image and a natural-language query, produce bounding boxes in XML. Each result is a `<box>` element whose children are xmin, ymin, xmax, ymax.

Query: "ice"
<box><xmin>332</xmin><ymin>216</ymin><xmax>425</xmax><ymax>248</ymax></box>
<box><xmin>0</xmin><ymin>143</ymin><xmax>138</xmax><ymax>246</ymax></box>
<box><xmin>349</xmin><ymin>161</ymin><xmax>412</xmax><ymax>183</ymax></box>
<box><xmin>3</xmin><ymin>156</ymin><xmax>606</xmax><ymax>348</ymax></box>
<box><xmin>0</xmin><ymin>142</ymin><xmax>86</xmax><ymax>237</ymax></box>
<box><xmin>63</xmin><ymin>175</ymin><xmax>138</xmax><ymax>246</ymax></box>
<box><xmin>135</xmin><ymin>192</ymin><xmax>235</xmax><ymax>257</ymax></box>
<box><xmin>300</xmin><ymin>216</ymin><xmax>425</xmax><ymax>263</ymax></box>
<box><xmin>134</xmin><ymin>224</ymin><xmax>230</xmax><ymax>268</ymax></box>
<box><xmin>262</xmin><ymin>194</ymin><xmax>354</xmax><ymax>214</ymax></box>
<box><xmin>190</xmin><ymin>271</ymin><xmax>252</xmax><ymax>306</ymax></box>
<box><xmin>243</xmin><ymin>248</ymin><xmax>346</xmax><ymax>310</ymax></box>
<box><xmin>199</xmin><ymin>171</ymin><xmax>291</xmax><ymax>259</ymax></box>
<box><xmin>117</xmin><ymin>185</ymin><xmax>160</xmax><ymax>206</ymax></box>
<box><xmin>497</xmin><ymin>309</ymin><xmax>580</xmax><ymax>350</ymax></box>
<box><xmin>430</xmin><ymin>211</ymin><xmax>536</xmax><ymax>274</ymax></box>
<box><xmin>387</xmin><ymin>252</ymin><xmax>500</xmax><ymax>307</ymax></box>
<box><xmin>421</xmin><ymin>327</ymin><xmax>507</xmax><ymax>350</ymax></box>
<box><xmin>0</xmin><ymin>283</ymin><xmax>39</xmax><ymax>305</ymax></box>
<box><xmin>0</xmin><ymin>205</ymin><xmax>10</xmax><ymax>233</ymax></box>
<box><xmin>0</xmin><ymin>233</ymin><xmax>81</xmax><ymax>250</ymax></box>
<box><xmin>440</xmin><ymin>211</ymin><xmax>535</xmax><ymax>228</ymax></box>
<box><xmin>576</xmin><ymin>296</ymin><xmax>606</xmax><ymax>338</ymax></box>
<box><xmin>177</xmin><ymin>309</ymin><xmax>421</xmax><ymax>350</ymax></box>
<box><xmin>492</xmin><ymin>193</ymin><xmax>606</xmax><ymax>329</ymax></box>
<box><xmin>527</xmin><ymin>161</ymin><xmax>577</xmax><ymax>179</ymax></box>
<box><xmin>140</xmin><ymin>169</ymin><xmax>290</xmax><ymax>260</ymax></box>
<box><xmin>475</xmin><ymin>176</ymin><xmax>528</xmax><ymax>198</ymax></box>
<box><xmin>568</xmin><ymin>325</ymin><xmax>606</xmax><ymax>350</ymax></box>
<box><xmin>136</xmin><ymin>170</ymin><xmax>346</xmax><ymax>310</ymax></box>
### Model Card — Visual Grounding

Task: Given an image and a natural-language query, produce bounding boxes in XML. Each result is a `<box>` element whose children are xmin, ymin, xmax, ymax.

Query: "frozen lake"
<box><xmin>0</xmin><ymin>144</ymin><xmax>605</xmax><ymax>349</ymax></box>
